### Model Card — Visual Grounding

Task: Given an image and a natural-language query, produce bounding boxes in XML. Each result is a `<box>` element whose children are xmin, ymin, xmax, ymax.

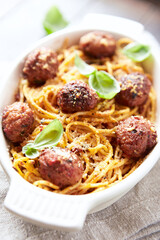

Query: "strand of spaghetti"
<box><xmin>25</xmin><ymin>172</ymin><xmax>41</xmax><ymax>183</ymax></box>
<box><xmin>58</xmin><ymin>180</ymin><xmax>82</xmax><ymax>194</ymax></box>
<box><xmin>113</xmin><ymin>107</ymin><xmax>138</xmax><ymax>121</ymax></box>
<box><xmin>68</xmin><ymin>132</ymin><xmax>91</xmax><ymax>144</ymax></box>
<box><xmin>76</xmin><ymin>116</ymin><xmax>116</xmax><ymax>124</ymax></box>
<box><xmin>88</xmin><ymin>160</ymin><xmax>120</xmax><ymax>184</ymax></box>
<box><xmin>114</xmin><ymin>145</ymin><xmax>123</xmax><ymax>158</ymax></box>
<box><xmin>13</xmin><ymin>157</ymin><xmax>40</xmax><ymax>176</ymax></box>
<box><xmin>19</xmin><ymin>79</ymin><xmax>25</xmax><ymax>102</ymax></box>
<box><xmin>43</xmin><ymin>95</ymin><xmax>58</xmax><ymax>114</ymax></box>
<box><xmin>97</xmin><ymin>128</ymin><xmax>116</xmax><ymax>136</ymax></box>
<box><xmin>123</xmin><ymin>159</ymin><xmax>143</xmax><ymax>179</ymax></box>
<box><xmin>91</xmin><ymin>187</ymin><xmax>106</xmax><ymax>193</ymax></box>
<box><xmin>13</xmin><ymin>160</ymin><xmax>25</xmax><ymax>177</ymax></box>
<box><xmin>23</xmin><ymin>84</ymin><xmax>59</xmax><ymax>119</ymax></box>
<box><xmin>117</xmin><ymin>37</ymin><xmax>133</xmax><ymax>48</ymax></box>
<box><xmin>132</xmin><ymin>65</ymin><xmax>144</xmax><ymax>73</ymax></box>
<box><xmin>79</xmin><ymin>181</ymin><xmax>110</xmax><ymax>190</ymax></box>
<box><xmin>86</xmin><ymin>143</ymin><xmax>113</xmax><ymax>183</ymax></box>
<box><xmin>121</xmin><ymin>165</ymin><xmax>133</xmax><ymax>175</ymax></box>
<box><xmin>89</xmin><ymin>142</ymin><xmax>103</xmax><ymax>152</ymax></box>
<box><xmin>66</xmin><ymin>121</ymin><xmax>97</xmax><ymax>142</ymax></box>
<box><xmin>58</xmin><ymin>51</ymin><xmax>76</xmax><ymax>74</ymax></box>
<box><xmin>113</xmin><ymin>107</ymin><xmax>133</xmax><ymax>115</ymax></box>
<box><xmin>33</xmin><ymin>180</ymin><xmax>59</xmax><ymax>190</ymax></box>
<box><xmin>148</xmin><ymin>87</ymin><xmax>156</xmax><ymax>122</ymax></box>
<box><xmin>140</xmin><ymin>96</ymin><xmax>151</xmax><ymax>118</ymax></box>
<box><xmin>91</xmin><ymin>64</ymin><xmax>108</xmax><ymax>71</ymax></box>
<box><xmin>11</xmin><ymin>149</ymin><xmax>24</xmax><ymax>159</ymax></box>
<box><xmin>115</xmin><ymin>168</ymin><xmax>123</xmax><ymax>181</ymax></box>
<box><xmin>58</xmin><ymin>132</ymin><xmax>68</xmax><ymax>148</ymax></box>
<box><xmin>66</xmin><ymin>106</ymin><xmax>115</xmax><ymax>123</ymax></box>
<box><xmin>97</xmin><ymin>99</ymin><xmax>115</xmax><ymax>111</ymax></box>
<box><xmin>82</xmin><ymin>154</ymin><xmax>90</xmax><ymax>180</ymax></box>
<box><xmin>108</xmin><ymin>179</ymin><xmax>121</xmax><ymax>188</ymax></box>
<box><xmin>35</xmin><ymin>85</ymin><xmax>60</xmax><ymax>114</ymax></box>
<box><xmin>112</xmin><ymin>63</ymin><xmax>130</xmax><ymax>71</ymax></box>
<box><xmin>107</xmin><ymin>169</ymin><xmax>113</xmax><ymax>180</ymax></box>
<box><xmin>60</xmin><ymin>70</ymin><xmax>87</xmax><ymax>85</ymax></box>
<box><xmin>24</xmin><ymin>171</ymin><xmax>38</xmax><ymax>182</ymax></box>
<box><xmin>112</xmin><ymin>159</ymin><xmax>133</xmax><ymax>169</ymax></box>
<box><xmin>106</xmin><ymin>61</ymin><xmax>113</xmax><ymax>75</ymax></box>
<box><xmin>88</xmin><ymin>144</ymin><xmax>110</xmax><ymax>156</ymax></box>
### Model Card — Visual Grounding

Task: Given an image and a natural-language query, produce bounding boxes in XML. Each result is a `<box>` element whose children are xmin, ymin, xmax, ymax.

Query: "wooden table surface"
<box><xmin>0</xmin><ymin>0</ymin><xmax>160</xmax><ymax>62</ymax></box>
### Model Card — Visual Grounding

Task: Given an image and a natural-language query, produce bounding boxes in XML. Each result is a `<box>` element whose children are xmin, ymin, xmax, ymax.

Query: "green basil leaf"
<box><xmin>75</xmin><ymin>54</ymin><xmax>96</xmax><ymax>76</ymax></box>
<box><xmin>34</xmin><ymin>119</ymin><xmax>63</xmax><ymax>149</ymax></box>
<box><xmin>25</xmin><ymin>148</ymin><xmax>39</xmax><ymax>159</ymax></box>
<box><xmin>123</xmin><ymin>42</ymin><xmax>151</xmax><ymax>62</ymax></box>
<box><xmin>89</xmin><ymin>71</ymin><xmax>120</xmax><ymax>99</ymax></box>
<box><xmin>43</xmin><ymin>6</ymin><xmax>68</xmax><ymax>35</ymax></box>
<box><xmin>22</xmin><ymin>143</ymin><xmax>39</xmax><ymax>159</ymax></box>
<box><xmin>22</xmin><ymin>142</ymin><xmax>34</xmax><ymax>154</ymax></box>
<box><xmin>22</xmin><ymin>119</ymin><xmax>63</xmax><ymax>159</ymax></box>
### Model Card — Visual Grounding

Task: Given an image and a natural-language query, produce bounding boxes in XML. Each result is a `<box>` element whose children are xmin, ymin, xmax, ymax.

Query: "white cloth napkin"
<box><xmin>0</xmin><ymin>63</ymin><xmax>160</xmax><ymax>240</ymax></box>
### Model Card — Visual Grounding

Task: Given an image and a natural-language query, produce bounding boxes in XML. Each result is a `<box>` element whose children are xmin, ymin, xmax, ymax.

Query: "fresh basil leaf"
<box><xmin>75</xmin><ymin>54</ymin><xmax>96</xmax><ymax>76</ymax></box>
<box><xmin>74</xmin><ymin>56</ymin><xmax>120</xmax><ymax>100</ymax></box>
<box><xmin>22</xmin><ymin>142</ymin><xmax>34</xmax><ymax>154</ymax></box>
<box><xmin>34</xmin><ymin>119</ymin><xmax>63</xmax><ymax>149</ymax></box>
<box><xmin>22</xmin><ymin>143</ymin><xmax>39</xmax><ymax>159</ymax></box>
<box><xmin>24</xmin><ymin>148</ymin><xmax>39</xmax><ymax>159</ymax></box>
<box><xmin>89</xmin><ymin>71</ymin><xmax>120</xmax><ymax>99</ymax></box>
<box><xmin>123</xmin><ymin>42</ymin><xmax>151</xmax><ymax>62</ymax></box>
<box><xmin>43</xmin><ymin>6</ymin><xmax>68</xmax><ymax>35</ymax></box>
<box><xmin>22</xmin><ymin>119</ymin><xmax>63</xmax><ymax>159</ymax></box>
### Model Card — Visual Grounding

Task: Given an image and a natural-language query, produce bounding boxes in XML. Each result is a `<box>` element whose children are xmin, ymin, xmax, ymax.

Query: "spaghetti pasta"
<box><xmin>11</xmin><ymin>37</ymin><xmax>156</xmax><ymax>195</ymax></box>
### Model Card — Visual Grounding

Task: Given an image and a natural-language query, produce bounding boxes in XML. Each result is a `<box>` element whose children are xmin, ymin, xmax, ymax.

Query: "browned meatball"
<box><xmin>23</xmin><ymin>48</ymin><xmax>59</xmax><ymax>86</ymax></box>
<box><xmin>147</xmin><ymin>120</ymin><xmax>157</xmax><ymax>149</ymax></box>
<box><xmin>116</xmin><ymin>73</ymin><xmax>151</xmax><ymax>107</ymax></box>
<box><xmin>79</xmin><ymin>31</ymin><xmax>116</xmax><ymax>58</ymax></box>
<box><xmin>38</xmin><ymin>147</ymin><xmax>83</xmax><ymax>188</ymax></box>
<box><xmin>116</xmin><ymin>116</ymin><xmax>157</xmax><ymax>158</ymax></box>
<box><xmin>2</xmin><ymin>102</ymin><xmax>34</xmax><ymax>143</ymax></box>
<box><xmin>57</xmin><ymin>80</ymin><xmax>98</xmax><ymax>113</ymax></box>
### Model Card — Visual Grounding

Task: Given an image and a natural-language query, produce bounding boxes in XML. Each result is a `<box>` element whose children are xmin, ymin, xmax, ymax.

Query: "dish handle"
<box><xmin>4</xmin><ymin>177</ymin><xmax>92</xmax><ymax>231</ymax></box>
<box><xmin>80</xmin><ymin>13</ymin><xmax>144</xmax><ymax>37</ymax></box>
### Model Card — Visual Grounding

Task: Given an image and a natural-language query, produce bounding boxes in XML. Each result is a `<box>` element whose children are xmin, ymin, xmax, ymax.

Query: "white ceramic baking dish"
<box><xmin>0</xmin><ymin>14</ymin><xmax>160</xmax><ymax>232</ymax></box>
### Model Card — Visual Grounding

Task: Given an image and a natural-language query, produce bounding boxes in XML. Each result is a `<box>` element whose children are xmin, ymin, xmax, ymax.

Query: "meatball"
<box><xmin>147</xmin><ymin>120</ymin><xmax>157</xmax><ymax>149</ymax></box>
<box><xmin>23</xmin><ymin>48</ymin><xmax>59</xmax><ymax>86</ymax></box>
<box><xmin>116</xmin><ymin>116</ymin><xmax>157</xmax><ymax>158</ymax></box>
<box><xmin>116</xmin><ymin>73</ymin><xmax>151</xmax><ymax>107</ymax></box>
<box><xmin>57</xmin><ymin>80</ymin><xmax>98</xmax><ymax>113</ymax></box>
<box><xmin>2</xmin><ymin>102</ymin><xmax>34</xmax><ymax>143</ymax></box>
<box><xmin>38</xmin><ymin>147</ymin><xmax>83</xmax><ymax>188</ymax></box>
<box><xmin>79</xmin><ymin>31</ymin><xmax>116</xmax><ymax>58</ymax></box>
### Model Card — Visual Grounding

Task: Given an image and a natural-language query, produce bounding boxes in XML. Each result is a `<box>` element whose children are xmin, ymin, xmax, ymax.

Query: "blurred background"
<box><xmin>0</xmin><ymin>0</ymin><xmax>160</xmax><ymax>62</ymax></box>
